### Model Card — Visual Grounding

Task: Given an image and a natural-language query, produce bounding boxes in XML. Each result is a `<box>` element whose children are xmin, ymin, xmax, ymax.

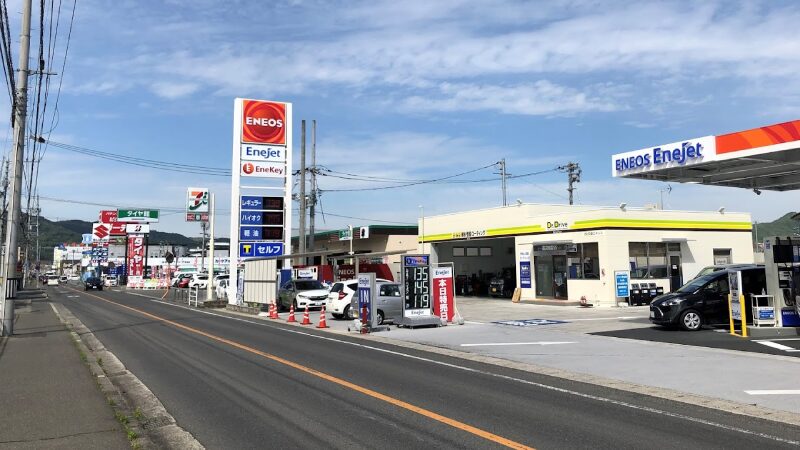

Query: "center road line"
<box><xmin>89</xmin><ymin>289</ymin><xmax>800</xmax><ymax>446</ymax></box>
<box><xmin>67</xmin><ymin>288</ymin><xmax>535</xmax><ymax>450</ymax></box>
<box><xmin>460</xmin><ymin>342</ymin><xmax>577</xmax><ymax>347</ymax></box>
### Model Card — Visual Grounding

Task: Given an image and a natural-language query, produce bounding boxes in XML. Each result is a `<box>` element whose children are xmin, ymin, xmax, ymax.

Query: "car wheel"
<box><xmin>332</xmin><ymin>313</ymin><xmax>343</xmax><ymax>319</ymax></box>
<box><xmin>376</xmin><ymin>309</ymin><xmax>384</xmax><ymax>325</ymax></box>
<box><xmin>343</xmin><ymin>304</ymin><xmax>352</xmax><ymax>320</ymax></box>
<box><xmin>680</xmin><ymin>309</ymin><xmax>702</xmax><ymax>331</ymax></box>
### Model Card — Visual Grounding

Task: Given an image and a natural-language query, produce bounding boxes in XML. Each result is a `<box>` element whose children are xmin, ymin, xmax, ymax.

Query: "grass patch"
<box><xmin>115</xmin><ymin>411</ymin><xmax>128</xmax><ymax>426</ymax></box>
<box><xmin>107</xmin><ymin>397</ymin><xmax>116</xmax><ymax>406</ymax></box>
<box><xmin>133</xmin><ymin>407</ymin><xmax>144</xmax><ymax>421</ymax></box>
<box><xmin>126</xmin><ymin>428</ymin><xmax>138</xmax><ymax>441</ymax></box>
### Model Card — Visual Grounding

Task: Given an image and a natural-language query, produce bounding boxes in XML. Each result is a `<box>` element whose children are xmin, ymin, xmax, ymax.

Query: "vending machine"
<box><xmin>764</xmin><ymin>236</ymin><xmax>800</xmax><ymax>327</ymax></box>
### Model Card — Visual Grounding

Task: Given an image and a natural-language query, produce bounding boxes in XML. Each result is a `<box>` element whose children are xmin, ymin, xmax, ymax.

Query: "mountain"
<box><xmin>37</xmin><ymin>217</ymin><xmax>199</xmax><ymax>248</ymax></box>
<box><xmin>753</xmin><ymin>212</ymin><xmax>800</xmax><ymax>242</ymax></box>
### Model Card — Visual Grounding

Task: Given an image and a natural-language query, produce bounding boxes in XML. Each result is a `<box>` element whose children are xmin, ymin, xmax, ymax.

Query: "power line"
<box><xmin>318</xmin><ymin>162</ymin><xmax>499</xmax><ymax>192</ymax></box>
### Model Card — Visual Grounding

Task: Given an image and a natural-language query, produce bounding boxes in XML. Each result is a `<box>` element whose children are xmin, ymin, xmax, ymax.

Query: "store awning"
<box><xmin>612</xmin><ymin>120</ymin><xmax>800</xmax><ymax>192</ymax></box>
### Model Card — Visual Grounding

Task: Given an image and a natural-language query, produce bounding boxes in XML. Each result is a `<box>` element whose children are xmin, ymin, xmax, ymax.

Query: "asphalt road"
<box><xmin>593</xmin><ymin>326</ymin><xmax>800</xmax><ymax>357</ymax></box>
<box><xmin>50</xmin><ymin>285</ymin><xmax>800</xmax><ymax>449</ymax></box>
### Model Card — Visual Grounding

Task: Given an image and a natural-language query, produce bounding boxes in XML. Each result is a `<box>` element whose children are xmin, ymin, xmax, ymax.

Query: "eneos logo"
<box><xmin>242</xmin><ymin>163</ymin><xmax>255</xmax><ymax>174</ymax></box>
<box><xmin>242</xmin><ymin>100</ymin><xmax>286</xmax><ymax>145</ymax></box>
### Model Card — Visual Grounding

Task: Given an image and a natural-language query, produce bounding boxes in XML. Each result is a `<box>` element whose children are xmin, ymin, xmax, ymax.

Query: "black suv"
<box><xmin>649</xmin><ymin>265</ymin><xmax>765</xmax><ymax>331</ymax></box>
<box><xmin>84</xmin><ymin>277</ymin><xmax>103</xmax><ymax>291</ymax></box>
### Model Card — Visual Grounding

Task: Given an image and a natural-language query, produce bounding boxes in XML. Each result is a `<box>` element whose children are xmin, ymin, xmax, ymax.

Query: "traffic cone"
<box><xmin>300</xmin><ymin>305</ymin><xmax>311</xmax><ymax>325</ymax></box>
<box><xmin>286</xmin><ymin>304</ymin><xmax>297</xmax><ymax>323</ymax></box>
<box><xmin>269</xmin><ymin>303</ymin><xmax>279</xmax><ymax>320</ymax></box>
<box><xmin>316</xmin><ymin>305</ymin><xmax>329</xmax><ymax>329</ymax></box>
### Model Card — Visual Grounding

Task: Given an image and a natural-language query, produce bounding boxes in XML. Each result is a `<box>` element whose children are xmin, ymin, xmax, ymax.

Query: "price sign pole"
<box><xmin>398</xmin><ymin>254</ymin><xmax>441</xmax><ymax>328</ymax></box>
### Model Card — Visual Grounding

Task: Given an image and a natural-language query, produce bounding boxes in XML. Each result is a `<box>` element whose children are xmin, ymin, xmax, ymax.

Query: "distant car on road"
<box><xmin>103</xmin><ymin>275</ymin><xmax>118</xmax><ymax>287</ymax></box>
<box><xmin>84</xmin><ymin>277</ymin><xmax>103</xmax><ymax>291</ymax></box>
<box><xmin>68</xmin><ymin>274</ymin><xmax>80</xmax><ymax>281</ymax></box>
<box><xmin>650</xmin><ymin>265</ymin><xmax>765</xmax><ymax>331</ymax></box>
<box><xmin>278</xmin><ymin>279</ymin><xmax>329</xmax><ymax>311</ymax></box>
<box><xmin>47</xmin><ymin>275</ymin><xmax>59</xmax><ymax>286</ymax></box>
<box><xmin>59</xmin><ymin>275</ymin><xmax>68</xmax><ymax>283</ymax></box>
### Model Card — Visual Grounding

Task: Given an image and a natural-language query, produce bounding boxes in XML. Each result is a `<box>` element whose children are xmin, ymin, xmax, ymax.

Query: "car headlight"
<box><xmin>662</xmin><ymin>298</ymin><xmax>684</xmax><ymax>306</ymax></box>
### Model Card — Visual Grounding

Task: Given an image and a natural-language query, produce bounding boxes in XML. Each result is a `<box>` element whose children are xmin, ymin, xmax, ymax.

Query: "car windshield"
<box><xmin>676</xmin><ymin>274</ymin><xmax>719</xmax><ymax>293</ymax></box>
<box><xmin>329</xmin><ymin>283</ymin><xmax>344</xmax><ymax>293</ymax></box>
<box><xmin>295</xmin><ymin>280</ymin><xmax>324</xmax><ymax>290</ymax></box>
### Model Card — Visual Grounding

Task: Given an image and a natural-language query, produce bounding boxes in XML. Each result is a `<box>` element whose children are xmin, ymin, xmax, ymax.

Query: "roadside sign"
<box><xmin>240</xmin><ymin>195</ymin><xmax>284</xmax><ymax>211</ymax></box>
<box><xmin>117</xmin><ymin>209</ymin><xmax>159</xmax><ymax>223</ymax></box>
<box><xmin>186</xmin><ymin>188</ymin><xmax>209</xmax><ymax>222</ymax></box>
<box><xmin>402</xmin><ymin>255</ymin><xmax>432</xmax><ymax>318</ymax></box>
<box><xmin>125</xmin><ymin>223</ymin><xmax>150</xmax><ymax>234</ymax></box>
<box><xmin>357</xmin><ymin>273</ymin><xmax>377</xmax><ymax>328</ymax></box>
<box><xmin>615</xmin><ymin>270</ymin><xmax>630</xmax><ymax>297</ymax></box>
<box><xmin>240</xmin><ymin>144</ymin><xmax>287</xmax><ymax>162</ymax></box>
<box><xmin>729</xmin><ymin>270</ymin><xmax>742</xmax><ymax>321</ymax></box>
<box><xmin>240</xmin><ymin>211</ymin><xmax>284</xmax><ymax>226</ymax></box>
<box><xmin>239</xmin><ymin>242</ymin><xmax>284</xmax><ymax>258</ymax></box>
<box><xmin>239</xmin><ymin>226</ymin><xmax>283</xmax><ymax>241</ymax></box>
<box><xmin>432</xmin><ymin>266</ymin><xmax>454</xmax><ymax>323</ymax></box>
<box><xmin>99</xmin><ymin>210</ymin><xmax>118</xmax><ymax>223</ymax></box>
<box><xmin>92</xmin><ymin>223</ymin><xmax>110</xmax><ymax>242</ymax></box>
<box><xmin>339</xmin><ymin>229</ymin><xmax>352</xmax><ymax>241</ymax></box>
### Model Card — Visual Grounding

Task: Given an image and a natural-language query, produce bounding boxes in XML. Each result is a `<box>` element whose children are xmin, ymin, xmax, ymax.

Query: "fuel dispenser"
<box><xmin>764</xmin><ymin>236</ymin><xmax>800</xmax><ymax>327</ymax></box>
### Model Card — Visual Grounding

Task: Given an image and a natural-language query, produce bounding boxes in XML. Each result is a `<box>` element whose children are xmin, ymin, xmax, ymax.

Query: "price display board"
<box><xmin>402</xmin><ymin>255</ymin><xmax>433</xmax><ymax>317</ymax></box>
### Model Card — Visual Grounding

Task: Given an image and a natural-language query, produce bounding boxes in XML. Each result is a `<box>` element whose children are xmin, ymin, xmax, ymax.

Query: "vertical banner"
<box><xmin>519</xmin><ymin>250</ymin><xmax>532</xmax><ymax>288</ymax></box>
<box><xmin>432</xmin><ymin>266</ymin><xmax>455</xmax><ymax>322</ymax></box>
<box><xmin>357</xmin><ymin>273</ymin><xmax>376</xmax><ymax>328</ymax></box>
<box><xmin>729</xmin><ymin>270</ymin><xmax>742</xmax><ymax>321</ymax></box>
<box><xmin>614</xmin><ymin>270</ymin><xmax>630</xmax><ymax>298</ymax></box>
<box><xmin>127</xmin><ymin>234</ymin><xmax>145</xmax><ymax>281</ymax></box>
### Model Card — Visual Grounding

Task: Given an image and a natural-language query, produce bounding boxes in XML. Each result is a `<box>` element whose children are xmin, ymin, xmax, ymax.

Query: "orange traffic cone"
<box><xmin>316</xmin><ymin>305</ymin><xmax>329</xmax><ymax>329</ymax></box>
<box><xmin>300</xmin><ymin>305</ymin><xmax>311</xmax><ymax>325</ymax></box>
<box><xmin>269</xmin><ymin>303</ymin><xmax>279</xmax><ymax>320</ymax></box>
<box><xmin>286</xmin><ymin>304</ymin><xmax>297</xmax><ymax>323</ymax></box>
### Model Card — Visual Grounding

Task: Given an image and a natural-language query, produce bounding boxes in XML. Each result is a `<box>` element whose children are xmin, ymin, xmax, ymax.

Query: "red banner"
<box><xmin>127</xmin><ymin>234</ymin><xmax>145</xmax><ymax>278</ymax></box>
<box><xmin>99</xmin><ymin>210</ymin><xmax>118</xmax><ymax>223</ymax></box>
<box><xmin>432</xmin><ymin>267</ymin><xmax>455</xmax><ymax>323</ymax></box>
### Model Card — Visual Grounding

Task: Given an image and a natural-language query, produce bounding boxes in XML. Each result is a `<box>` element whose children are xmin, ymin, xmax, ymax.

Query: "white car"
<box><xmin>68</xmin><ymin>274</ymin><xmax>80</xmax><ymax>281</ymax></box>
<box><xmin>278</xmin><ymin>279</ymin><xmax>330</xmax><ymax>311</ymax></box>
<box><xmin>328</xmin><ymin>278</ymin><xmax>391</xmax><ymax>319</ymax></box>
<box><xmin>189</xmin><ymin>274</ymin><xmax>209</xmax><ymax>289</ymax></box>
<box><xmin>46</xmin><ymin>275</ymin><xmax>59</xmax><ymax>286</ymax></box>
<box><xmin>216</xmin><ymin>279</ymin><xmax>228</xmax><ymax>300</ymax></box>
<box><xmin>212</xmin><ymin>273</ymin><xmax>229</xmax><ymax>288</ymax></box>
<box><xmin>103</xmin><ymin>275</ymin><xmax>118</xmax><ymax>287</ymax></box>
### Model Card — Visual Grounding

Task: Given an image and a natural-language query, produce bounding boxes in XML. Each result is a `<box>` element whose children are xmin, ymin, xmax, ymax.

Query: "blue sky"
<box><xmin>9</xmin><ymin>0</ymin><xmax>800</xmax><ymax>238</ymax></box>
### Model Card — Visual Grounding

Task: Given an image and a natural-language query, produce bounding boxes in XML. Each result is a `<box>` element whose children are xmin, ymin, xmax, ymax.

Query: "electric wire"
<box><xmin>318</xmin><ymin>162</ymin><xmax>499</xmax><ymax>192</ymax></box>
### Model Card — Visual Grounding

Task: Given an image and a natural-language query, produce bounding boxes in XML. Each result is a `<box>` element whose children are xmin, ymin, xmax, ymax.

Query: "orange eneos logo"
<box><xmin>242</xmin><ymin>100</ymin><xmax>286</xmax><ymax>145</ymax></box>
<box><xmin>242</xmin><ymin>163</ymin><xmax>255</xmax><ymax>174</ymax></box>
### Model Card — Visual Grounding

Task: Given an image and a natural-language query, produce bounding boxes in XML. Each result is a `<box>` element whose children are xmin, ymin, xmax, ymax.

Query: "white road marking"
<box><xmin>461</xmin><ymin>341</ymin><xmax>577</xmax><ymax>347</ymax></box>
<box><xmin>746</xmin><ymin>390</ymin><xmax>800</xmax><ymax>395</ymax></box>
<box><xmin>752</xmin><ymin>340</ymin><xmax>800</xmax><ymax>352</ymax></box>
<box><xmin>113</xmin><ymin>290</ymin><xmax>799</xmax><ymax>446</ymax></box>
<box><xmin>561</xmin><ymin>316</ymin><xmax>642</xmax><ymax>321</ymax></box>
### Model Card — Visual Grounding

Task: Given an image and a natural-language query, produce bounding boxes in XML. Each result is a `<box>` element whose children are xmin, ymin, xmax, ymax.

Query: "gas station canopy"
<box><xmin>612</xmin><ymin>120</ymin><xmax>800</xmax><ymax>192</ymax></box>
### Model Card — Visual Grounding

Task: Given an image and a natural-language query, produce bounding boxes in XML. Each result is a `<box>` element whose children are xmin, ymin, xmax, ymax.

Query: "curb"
<box><xmin>50</xmin><ymin>302</ymin><xmax>204</xmax><ymax>450</ymax></box>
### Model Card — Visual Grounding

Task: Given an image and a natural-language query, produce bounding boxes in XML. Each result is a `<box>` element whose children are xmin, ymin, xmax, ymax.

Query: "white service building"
<box><xmin>419</xmin><ymin>204</ymin><xmax>754</xmax><ymax>306</ymax></box>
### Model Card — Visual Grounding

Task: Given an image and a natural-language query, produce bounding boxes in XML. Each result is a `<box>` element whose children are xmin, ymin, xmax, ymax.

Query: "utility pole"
<box><xmin>494</xmin><ymin>159</ymin><xmax>508</xmax><ymax>206</ymax></box>
<box><xmin>207</xmin><ymin>192</ymin><xmax>215</xmax><ymax>301</ymax></box>
<box><xmin>298</xmin><ymin>120</ymin><xmax>307</xmax><ymax>264</ymax></box>
<box><xmin>559</xmin><ymin>162</ymin><xmax>581</xmax><ymax>205</ymax></box>
<box><xmin>2</xmin><ymin>0</ymin><xmax>32</xmax><ymax>336</ymax></box>
<box><xmin>308</xmin><ymin>120</ymin><xmax>316</xmax><ymax>262</ymax></box>
<box><xmin>200</xmin><ymin>221</ymin><xmax>207</xmax><ymax>273</ymax></box>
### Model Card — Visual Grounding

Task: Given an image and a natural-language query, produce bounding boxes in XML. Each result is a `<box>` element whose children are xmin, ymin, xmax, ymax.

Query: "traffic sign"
<box><xmin>239</xmin><ymin>242</ymin><xmax>284</xmax><ymax>258</ymax></box>
<box><xmin>117</xmin><ymin>209</ymin><xmax>159</xmax><ymax>223</ymax></box>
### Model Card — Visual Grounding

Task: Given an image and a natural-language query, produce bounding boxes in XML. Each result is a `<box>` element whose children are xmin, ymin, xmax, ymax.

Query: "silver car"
<box><xmin>349</xmin><ymin>282</ymin><xmax>402</xmax><ymax>325</ymax></box>
<box><xmin>278</xmin><ymin>279</ymin><xmax>330</xmax><ymax>311</ymax></box>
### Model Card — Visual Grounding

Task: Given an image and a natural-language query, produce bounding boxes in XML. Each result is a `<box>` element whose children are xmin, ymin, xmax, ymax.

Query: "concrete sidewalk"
<box><xmin>0</xmin><ymin>291</ymin><xmax>129</xmax><ymax>449</ymax></box>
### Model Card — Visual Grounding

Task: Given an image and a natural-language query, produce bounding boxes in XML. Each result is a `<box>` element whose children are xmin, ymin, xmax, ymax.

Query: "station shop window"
<box><xmin>628</xmin><ymin>242</ymin><xmax>668</xmax><ymax>279</ymax></box>
<box><xmin>479</xmin><ymin>247</ymin><xmax>492</xmax><ymax>256</ymax></box>
<box><xmin>453</xmin><ymin>247</ymin><xmax>465</xmax><ymax>257</ymax></box>
<box><xmin>466</xmin><ymin>247</ymin><xmax>479</xmax><ymax>257</ymax></box>
<box><xmin>453</xmin><ymin>246</ymin><xmax>494</xmax><ymax>257</ymax></box>
<box><xmin>567</xmin><ymin>243</ymin><xmax>600</xmax><ymax>279</ymax></box>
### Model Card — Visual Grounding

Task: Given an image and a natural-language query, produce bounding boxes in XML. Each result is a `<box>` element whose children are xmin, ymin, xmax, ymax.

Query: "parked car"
<box><xmin>328</xmin><ymin>278</ymin><xmax>391</xmax><ymax>319</ymax></box>
<box><xmin>84</xmin><ymin>277</ymin><xmax>104</xmax><ymax>291</ymax></box>
<box><xmin>172</xmin><ymin>272</ymin><xmax>196</xmax><ymax>287</ymax></box>
<box><xmin>212</xmin><ymin>273</ymin><xmax>229</xmax><ymax>288</ymax></box>
<box><xmin>103</xmin><ymin>275</ymin><xmax>118</xmax><ymax>287</ymax></box>
<box><xmin>348</xmin><ymin>281</ymin><xmax>402</xmax><ymax>325</ymax></box>
<box><xmin>59</xmin><ymin>275</ymin><xmax>68</xmax><ymax>283</ymax></box>
<box><xmin>46</xmin><ymin>275</ymin><xmax>59</xmax><ymax>286</ymax></box>
<box><xmin>216</xmin><ymin>279</ymin><xmax>228</xmax><ymax>300</ymax></box>
<box><xmin>177</xmin><ymin>277</ymin><xmax>191</xmax><ymax>288</ymax></box>
<box><xmin>189</xmin><ymin>274</ymin><xmax>209</xmax><ymax>289</ymax></box>
<box><xmin>68</xmin><ymin>274</ymin><xmax>80</xmax><ymax>281</ymax></box>
<box><xmin>692</xmin><ymin>263</ymin><xmax>764</xmax><ymax>280</ymax></box>
<box><xmin>650</xmin><ymin>265</ymin><xmax>765</xmax><ymax>331</ymax></box>
<box><xmin>278</xmin><ymin>279</ymin><xmax>329</xmax><ymax>311</ymax></box>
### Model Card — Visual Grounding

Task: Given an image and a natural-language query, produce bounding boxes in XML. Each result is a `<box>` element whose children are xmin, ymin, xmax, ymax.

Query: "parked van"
<box><xmin>650</xmin><ymin>265</ymin><xmax>765</xmax><ymax>331</ymax></box>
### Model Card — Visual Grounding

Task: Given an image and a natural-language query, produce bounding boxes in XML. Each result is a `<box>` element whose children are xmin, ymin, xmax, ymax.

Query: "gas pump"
<box><xmin>764</xmin><ymin>236</ymin><xmax>800</xmax><ymax>327</ymax></box>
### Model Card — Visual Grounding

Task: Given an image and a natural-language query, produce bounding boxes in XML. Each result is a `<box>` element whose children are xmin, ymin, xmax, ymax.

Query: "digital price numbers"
<box><xmin>404</xmin><ymin>266</ymin><xmax>430</xmax><ymax>310</ymax></box>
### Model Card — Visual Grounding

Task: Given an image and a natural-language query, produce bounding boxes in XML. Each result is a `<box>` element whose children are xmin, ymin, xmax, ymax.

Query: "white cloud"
<box><xmin>150</xmin><ymin>82</ymin><xmax>200</xmax><ymax>99</ymax></box>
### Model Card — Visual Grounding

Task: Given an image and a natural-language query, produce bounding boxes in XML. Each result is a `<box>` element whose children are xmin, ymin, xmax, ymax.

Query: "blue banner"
<box><xmin>239</xmin><ymin>242</ymin><xmax>284</xmax><ymax>258</ymax></box>
<box><xmin>615</xmin><ymin>271</ymin><xmax>630</xmax><ymax>297</ymax></box>
<box><xmin>519</xmin><ymin>261</ymin><xmax>531</xmax><ymax>288</ymax></box>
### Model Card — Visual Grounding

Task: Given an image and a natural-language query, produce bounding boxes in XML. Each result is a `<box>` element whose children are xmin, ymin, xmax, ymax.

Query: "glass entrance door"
<box><xmin>669</xmin><ymin>255</ymin><xmax>682</xmax><ymax>292</ymax></box>
<box><xmin>553</xmin><ymin>255</ymin><xmax>568</xmax><ymax>299</ymax></box>
<box><xmin>534</xmin><ymin>256</ymin><xmax>553</xmax><ymax>297</ymax></box>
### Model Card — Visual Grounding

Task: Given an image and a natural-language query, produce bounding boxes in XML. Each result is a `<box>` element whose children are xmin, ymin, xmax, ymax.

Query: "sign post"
<box><xmin>355</xmin><ymin>272</ymin><xmax>376</xmax><ymax>332</ymax></box>
<box><xmin>728</xmin><ymin>270</ymin><xmax>748</xmax><ymax>337</ymax></box>
<box><xmin>398</xmin><ymin>255</ymin><xmax>441</xmax><ymax>328</ymax></box>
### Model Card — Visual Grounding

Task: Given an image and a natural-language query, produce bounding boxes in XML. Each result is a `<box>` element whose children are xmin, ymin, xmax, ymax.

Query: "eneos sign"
<box><xmin>612</xmin><ymin>136</ymin><xmax>715</xmax><ymax>177</ymax></box>
<box><xmin>242</xmin><ymin>100</ymin><xmax>286</xmax><ymax>145</ymax></box>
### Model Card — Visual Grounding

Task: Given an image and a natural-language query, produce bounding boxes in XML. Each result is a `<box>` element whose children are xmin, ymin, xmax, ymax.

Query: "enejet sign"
<box><xmin>611</xmin><ymin>136</ymin><xmax>715</xmax><ymax>177</ymax></box>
